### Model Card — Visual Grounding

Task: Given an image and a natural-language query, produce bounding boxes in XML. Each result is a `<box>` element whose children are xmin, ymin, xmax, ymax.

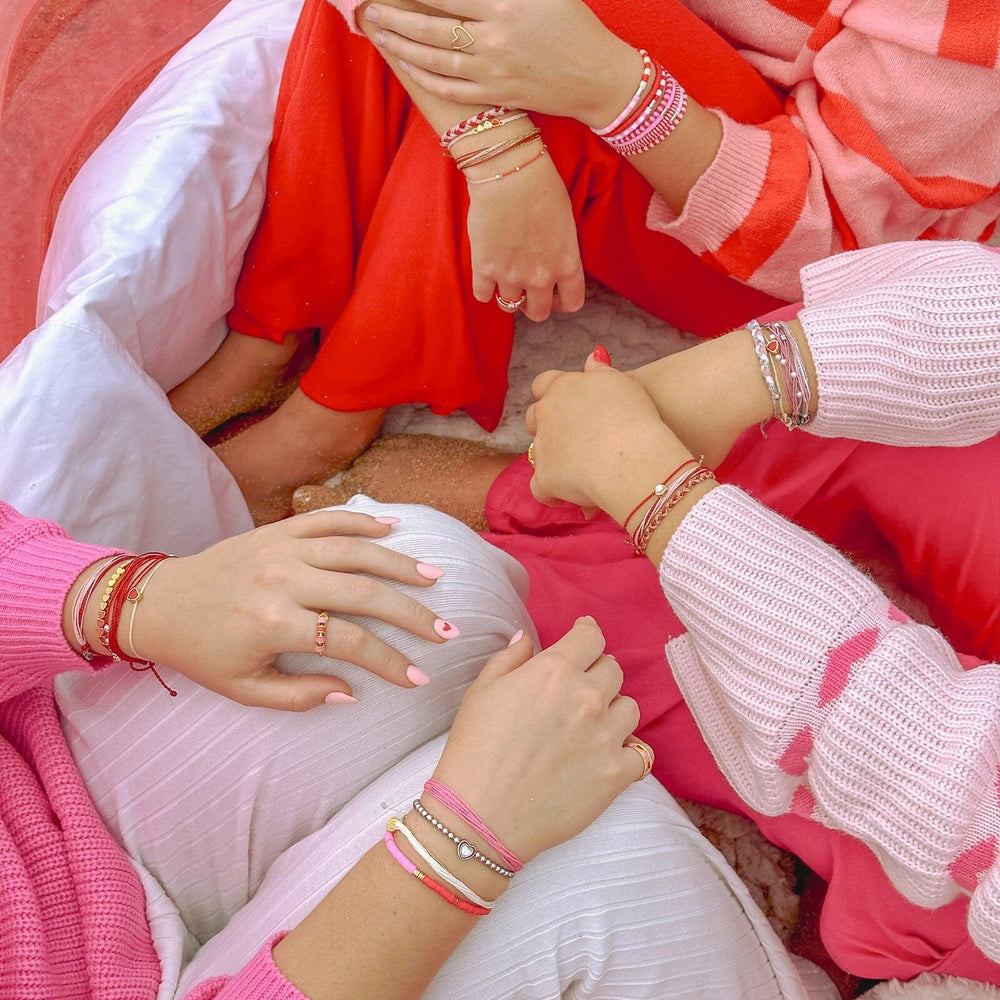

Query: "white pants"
<box><xmin>56</xmin><ymin>498</ymin><xmax>835</xmax><ymax>1000</ymax></box>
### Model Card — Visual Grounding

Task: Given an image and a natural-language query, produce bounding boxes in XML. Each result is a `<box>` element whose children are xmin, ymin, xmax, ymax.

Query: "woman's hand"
<box><xmin>433</xmin><ymin>618</ymin><xmax>646</xmax><ymax>863</ymax></box>
<box><xmin>525</xmin><ymin>357</ymin><xmax>686</xmax><ymax>511</ymax></box>
<box><xmin>466</xmin><ymin>155</ymin><xmax>585</xmax><ymax>320</ymax></box>
<box><xmin>365</xmin><ymin>0</ymin><xmax>639</xmax><ymax>127</ymax></box>
<box><xmin>130</xmin><ymin>509</ymin><xmax>456</xmax><ymax>710</ymax></box>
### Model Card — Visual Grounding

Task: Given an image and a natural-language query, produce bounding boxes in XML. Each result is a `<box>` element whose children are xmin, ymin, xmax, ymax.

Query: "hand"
<box><xmin>130</xmin><ymin>509</ymin><xmax>456</xmax><ymax>710</ymax></box>
<box><xmin>525</xmin><ymin>355</ymin><xmax>686</xmax><ymax>511</ymax></box>
<box><xmin>466</xmin><ymin>155</ymin><xmax>585</xmax><ymax>320</ymax></box>
<box><xmin>365</xmin><ymin>0</ymin><xmax>639</xmax><ymax>127</ymax></box>
<box><xmin>432</xmin><ymin>618</ymin><xmax>644</xmax><ymax>863</ymax></box>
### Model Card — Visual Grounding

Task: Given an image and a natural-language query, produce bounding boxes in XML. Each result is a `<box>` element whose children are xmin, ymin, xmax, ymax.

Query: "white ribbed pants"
<box><xmin>56</xmin><ymin>498</ymin><xmax>835</xmax><ymax>1000</ymax></box>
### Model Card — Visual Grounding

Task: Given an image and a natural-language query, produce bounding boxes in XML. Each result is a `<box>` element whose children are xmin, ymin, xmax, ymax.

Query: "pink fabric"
<box><xmin>0</xmin><ymin>502</ymin><xmax>310</xmax><ymax>999</ymax></box>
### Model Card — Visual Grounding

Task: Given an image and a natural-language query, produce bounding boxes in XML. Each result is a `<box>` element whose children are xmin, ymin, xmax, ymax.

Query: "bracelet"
<box><xmin>71</xmin><ymin>555</ymin><xmax>126</xmax><ymax>661</ymax></box>
<box><xmin>622</xmin><ymin>459</ymin><xmax>700</xmax><ymax>535</ymax></box>
<box><xmin>389</xmin><ymin>817</ymin><xmax>495</xmax><ymax>909</ymax></box>
<box><xmin>94</xmin><ymin>562</ymin><xmax>129</xmax><ymax>654</ymax></box>
<box><xmin>103</xmin><ymin>553</ymin><xmax>172</xmax><ymax>663</ymax></box>
<box><xmin>383</xmin><ymin>829</ymin><xmax>490</xmax><ymax>916</ymax></box>
<box><xmin>453</xmin><ymin>129</ymin><xmax>542</xmax><ymax>171</ymax></box>
<box><xmin>412</xmin><ymin>798</ymin><xmax>515</xmax><ymax>878</ymax></box>
<box><xmin>125</xmin><ymin>557</ymin><xmax>170</xmax><ymax>662</ymax></box>
<box><xmin>747</xmin><ymin>318</ymin><xmax>783</xmax><ymax>432</ymax></box>
<box><xmin>631</xmin><ymin>465</ymin><xmax>715</xmax><ymax>555</ymax></box>
<box><xmin>446</xmin><ymin>111</ymin><xmax>529</xmax><ymax>152</ymax></box>
<box><xmin>440</xmin><ymin>105</ymin><xmax>516</xmax><ymax>148</ymax></box>
<box><xmin>424</xmin><ymin>779</ymin><xmax>523</xmax><ymax>872</ymax></box>
<box><xmin>747</xmin><ymin>319</ymin><xmax>812</xmax><ymax>432</ymax></box>
<box><xmin>593</xmin><ymin>49</ymin><xmax>653</xmax><ymax>137</ymax></box>
<box><xmin>465</xmin><ymin>145</ymin><xmax>547</xmax><ymax>186</ymax></box>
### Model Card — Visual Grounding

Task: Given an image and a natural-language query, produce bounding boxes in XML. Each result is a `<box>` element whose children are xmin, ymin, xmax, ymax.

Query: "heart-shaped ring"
<box><xmin>451</xmin><ymin>22</ymin><xmax>475</xmax><ymax>51</ymax></box>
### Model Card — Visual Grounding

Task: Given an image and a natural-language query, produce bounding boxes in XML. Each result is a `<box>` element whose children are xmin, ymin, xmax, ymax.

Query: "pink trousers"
<box><xmin>484</xmin><ymin>417</ymin><xmax>1000</xmax><ymax>983</ymax></box>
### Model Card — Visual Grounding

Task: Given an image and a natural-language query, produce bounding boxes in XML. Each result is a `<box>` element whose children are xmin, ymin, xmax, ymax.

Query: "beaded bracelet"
<box><xmin>465</xmin><ymin>145</ymin><xmax>548</xmax><ymax>186</ymax></box>
<box><xmin>446</xmin><ymin>110</ymin><xmax>529</xmax><ymax>153</ymax></box>
<box><xmin>593</xmin><ymin>49</ymin><xmax>653</xmax><ymax>137</ymax></box>
<box><xmin>412</xmin><ymin>798</ymin><xmax>515</xmax><ymax>878</ymax></box>
<box><xmin>631</xmin><ymin>465</ymin><xmax>715</xmax><ymax>555</ymax></box>
<box><xmin>424</xmin><ymin>779</ymin><xmax>524</xmax><ymax>872</ymax></box>
<box><xmin>389</xmin><ymin>817</ymin><xmax>495</xmax><ymax>909</ymax></box>
<box><xmin>103</xmin><ymin>553</ymin><xmax>172</xmax><ymax>663</ymax></box>
<box><xmin>440</xmin><ymin>105</ymin><xmax>516</xmax><ymax>148</ymax></box>
<box><xmin>383</xmin><ymin>829</ymin><xmax>490</xmax><ymax>916</ymax></box>
<box><xmin>71</xmin><ymin>555</ymin><xmax>126</xmax><ymax>661</ymax></box>
<box><xmin>94</xmin><ymin>562</ymin><xmax>129</xmax><ymax>654</ymax></box>
<box><xmin>747</xmin><ymin>319</ymin><xmax>812</xmax><ymax>432</ymax></box>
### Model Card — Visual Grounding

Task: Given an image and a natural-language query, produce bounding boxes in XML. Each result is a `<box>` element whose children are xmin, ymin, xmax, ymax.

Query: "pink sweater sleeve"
<box><xmin>0</xmin><ymin>501</ymin><xmax>125</xmax><ymax>700</ymax></box>
<box><xmin>647</xmin><ymin>1</ymin><xmax>1000</xmax><ymax>299</ymax></box>
<box><xmin>183</xmin><ymin>935</ymin><xmax>309</xmax><ymax>1000</ymax></box>
<box><xmin>659</xmin><ymin>487</ymin><xmax>1000</xmax><ymax>961</ymax></box>
<box><xmin>655</xmin><ymin>243</ymin><xmax>1000</xmax><ymax>956</ymax></box>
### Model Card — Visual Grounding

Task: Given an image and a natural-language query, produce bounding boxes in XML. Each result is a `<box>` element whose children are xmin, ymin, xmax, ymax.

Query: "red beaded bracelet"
<box><xmin>383</xmin><ymin>830</ymin><xmax>490</xmax><ymax>916</ymax></box>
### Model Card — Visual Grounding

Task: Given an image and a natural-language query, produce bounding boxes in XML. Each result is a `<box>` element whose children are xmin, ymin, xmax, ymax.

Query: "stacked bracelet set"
<box><xmin>593</xmin><ymin>48</ymin><xmax>687</xmax><ymax>156</ymax></box>
<box><xmin>440</xmin><ymin>106</ymin><xmax>547</xmax><ymax>185</ymax></box>
<box><xmin>71</xmin><ymin>552</ymin><xmax>177</xmax><ymax>694</ymax></box>
<box><xmin>623</xmin><ymin>459</ymin><xmax>716</xmax><ymax>555</ymax></box>
<box><xmin>383</xmin><ymin>778</ymin><xmax>524</xmax><ymax>917</ymax></box>
<box><xmin>746</xmin><ymin>319</ymin><xmax>812</xmax><ymax>432</ymax></box>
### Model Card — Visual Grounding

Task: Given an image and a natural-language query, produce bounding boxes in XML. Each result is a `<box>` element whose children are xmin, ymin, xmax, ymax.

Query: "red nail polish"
<box><xmin>592</xmin><ymin>344</ymin><xmax>612</xmax><ymax>365</ymax></box>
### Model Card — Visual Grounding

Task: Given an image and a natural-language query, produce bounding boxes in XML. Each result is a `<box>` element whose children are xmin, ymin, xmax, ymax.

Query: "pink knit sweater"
<box><xmin>660</xmin><ymin>240</ymin><xmax>1000</xmax><ymax>960</ymax></box>
<box><xmin>329</xmin><ymin>0</ymin><xmax>1000</xmax><ymax>300</ymax></box>
<box><xmin>0</xmin><ymin>514</ymin><xmax>306</xmax><ymax>997</ymax></box>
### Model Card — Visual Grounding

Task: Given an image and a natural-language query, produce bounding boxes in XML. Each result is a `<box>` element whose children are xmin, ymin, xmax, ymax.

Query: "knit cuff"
<box><xmin>185</xmin><ymin>933</ymin><xmax>307</xmax><ymax>1000</ymax></box>
<box><xmin>646</xmin><ymin>114</ymin><xmax>768</xmax><ymax>258</ymax></box>
<box><xmin>799</xmin><ymin>241</ymin><xmax>1000</xmax><ymax>445</ymax></box>
<box><xmin>0</xmin><ymin>510</ymin><xmax>124</xmax><ymax>686</ymax></box>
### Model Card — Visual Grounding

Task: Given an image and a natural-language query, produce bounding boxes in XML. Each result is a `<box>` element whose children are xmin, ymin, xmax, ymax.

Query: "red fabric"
<box><xmin>228</xmin><ymin>0</ymin><xmax>785</xmax><ymax>428</ymax></box>
<box><xmin>482</xmin><ymin>426</ymin><xmax>1000</xmax><ymax>983</ymax></box>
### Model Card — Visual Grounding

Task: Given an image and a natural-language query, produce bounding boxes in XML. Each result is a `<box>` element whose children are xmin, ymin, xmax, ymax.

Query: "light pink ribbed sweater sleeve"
<box><xmin>657</xmin><ymin>241</ymin><xmax>1000</xmax><ymax>959</ymax></box>
<box><xmin>647</xmin><ymin>1</ymin><xmax>1000</xmax><ymax>300</ymax></box>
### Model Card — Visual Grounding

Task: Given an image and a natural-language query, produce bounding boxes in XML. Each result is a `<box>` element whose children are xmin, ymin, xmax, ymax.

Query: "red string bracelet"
<box><xmin>622</xmin><ymin>459</ymin><xmax>699</xmax><ymax>535</ymax></box>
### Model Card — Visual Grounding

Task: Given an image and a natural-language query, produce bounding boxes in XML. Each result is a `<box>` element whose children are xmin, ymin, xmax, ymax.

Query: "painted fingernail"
<box><xmin>592</xmin><ymin>344</ymin><xmax>612</xmax><ymax>365</ymax></box>
<box><xmin>375</xmin><ymin>515</ymin><xmax>400</xmax><ymax>525</ymax></box>
<box><xmin>364</xmin><ymin>5</ymin><xmax>379</xmax><ymax>21</ymax></box>
<box><xmin>325</xmin><ymin>692</ymin><xmax>359</xmax><ymax>705</ymax></box>
<box><xmin>398</xmin><ymin>59</ymin><xmax>411</xmax><ymax>72</ymax></box>
<box><xmin>406</xmin><ymin>665</ymin><xmax>431</xmax><ymax>686</ymax></box>
<box><xmin>507</xmin><ymin>629</ymin><xmax>524</xmax><ymax>647</ymax></box>
<box><xmin>374</xmin><ymin>31</ymin><xmax>387</xmax><ymax>45</ymax></box>
<box><xmin>434</xmin><ymin>619</ymin><xmax>460</xmax><ymax>639</ymax></box>
<box><xmin>416</xmin><ymin>562</ymin><xmax>444</xmax><ymax>580</ymax></box>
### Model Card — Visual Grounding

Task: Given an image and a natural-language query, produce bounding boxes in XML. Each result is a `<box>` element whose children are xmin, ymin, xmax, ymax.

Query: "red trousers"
<box><xmin>229</xmin><ymin>0</ymin><xmax>786</xmax><ymax>428</ymax></box>
<box><xmin>484</xmin><ymin>418</ymin><xmax>1000</xmax><ymax>984</ymax></box>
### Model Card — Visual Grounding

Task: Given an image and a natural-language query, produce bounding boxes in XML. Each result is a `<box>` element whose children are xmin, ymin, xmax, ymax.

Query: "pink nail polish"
<box><xmin>406</xmin><ymin>665</ymin><xmax>431</xmax><ymax>687</ymax></box>
<box><xmin>507</xmin><ymin>629</ymin><xmax>524</xmax><ymax>647</ymax></box>
<box><xmin>416</xmin><ymin>562</ymin><xmax>444</xmax><ymax>580</ymax></box>
<box><xmin>375</xmin><ymin>516</ymin><xmax>400</xmax><ymax>525</ymax></box>
<box><xmin>325</xmin><ymin>692</ymin><xmax>359</xmax><ymax>705</ymax></box>
<box><xmin>434</xmin><ymin>619</ymin><xmax>460</xmax><ymax>639</ymax></box>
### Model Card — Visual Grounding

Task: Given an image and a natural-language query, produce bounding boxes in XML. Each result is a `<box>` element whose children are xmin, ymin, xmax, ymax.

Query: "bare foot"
<box><xmin>291</xmin><ymin>434</ymin><xmax>518</xmax><ymax>531</ymax></box>
<box><xmin>213</xmin><ymin>388</ymin><xmax>385</xmax><ymax>525</ymax></box>
<box><xmin>169</xmin><ymin>328</ymin><xmax>316</xmax><ymax>437</ymax></box>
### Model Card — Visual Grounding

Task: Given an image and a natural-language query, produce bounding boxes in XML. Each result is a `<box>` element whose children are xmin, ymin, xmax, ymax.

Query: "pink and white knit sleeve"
<box><xmin>659</xmin><ymin>486</ymin><xmax>1000</xmax><ymax>961</ymax></box>
<box><xmin>646</xmin><ymin>2</ymin><xmax>1000</xmax><ymax>300</ymax></box>
<box><xmin>798</xmin><ymin>241</ymin><xmax>1000</xmax><ymax>445</ymax></box>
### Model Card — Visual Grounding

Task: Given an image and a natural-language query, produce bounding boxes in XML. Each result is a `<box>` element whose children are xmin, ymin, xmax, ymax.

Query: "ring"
<box><xmin>495</xmin><ymin>292</ymin><xmax>527</xmax><ymax>314</ymax></box>
<box><xmin>314</xmin><ymin>611</ymin><xmax>330</xmax><ymax>656</ymax></box>
<box><xmin>624</xmin><ymin>737</ymin><xmax>654</xmax><ymax>780</ymax></box>
<box><xmin>527</xmin><ymin>441</ymin><xmax>535</xmax><ymax>467</ymax></box>
<box><xmin>450</xmin><ymin>22</ymin><xmax>475</xmax><ymax>51</ymax></box>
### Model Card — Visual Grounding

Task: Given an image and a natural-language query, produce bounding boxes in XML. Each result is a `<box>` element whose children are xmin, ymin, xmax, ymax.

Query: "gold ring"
<box><xmin>314</xmin><ymin>611</ymin><xmax>330</xmax><ymax>656</ymax></box>
<box><xmin>496</xmin><ymin>292</ymin><xmax>527</xmax><ymax>314</ymax></box>
<box><xmin>527</xmin><ymin>441</ymin><xmax>535</xmax><ymax>467</ymax></box>
<box><xmin>625</xmin><ymin>738</ymin><xmax>654</xmax><ymax>780</ymax></box>
<box><xmin>450</xmin><ymin>22</ymin><xmax>475</xmax><ymax>51</ymax></box>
